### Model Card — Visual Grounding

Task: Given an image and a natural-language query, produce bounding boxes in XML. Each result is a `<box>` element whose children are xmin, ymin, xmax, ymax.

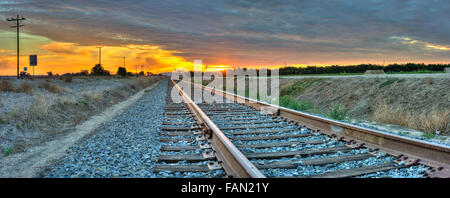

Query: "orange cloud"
<box><xmin>39</xmin><ymin>43</ymin><xmax>91</xmax><ymax>55</ymax></box>
<box><xmin>391</xmin><ymin>36</ymin><xmax>450</xmax><ymax>51</ymax></box>
<box><xmin>425</xmin><ymin>43</ymin><xmax>450</xmax><ymax>51</ymax></box>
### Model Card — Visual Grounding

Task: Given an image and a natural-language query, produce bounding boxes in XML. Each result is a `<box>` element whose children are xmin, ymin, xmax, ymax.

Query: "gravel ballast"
<box><xmin>45</xmin><ymin>80</ymin><xmax>430</xmax><ymax>178</ymax></box>
<box><xmin>45</xmin><ymin>79</ymin><xmax>168</xmax><ymax>178</ymax></box>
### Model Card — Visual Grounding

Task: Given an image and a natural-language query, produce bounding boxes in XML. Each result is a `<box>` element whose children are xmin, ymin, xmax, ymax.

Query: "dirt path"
<box><xmin>0</xmin><ymin>82</ymin><xmax>160</xmax><ymax>178</ymax></box>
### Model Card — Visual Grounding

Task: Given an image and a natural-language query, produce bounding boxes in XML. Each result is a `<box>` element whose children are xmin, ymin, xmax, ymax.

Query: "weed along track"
<box><xmin>160</xmin><ymin>79</ymin><xmax>450</xmax><ymax>178</ymax></box>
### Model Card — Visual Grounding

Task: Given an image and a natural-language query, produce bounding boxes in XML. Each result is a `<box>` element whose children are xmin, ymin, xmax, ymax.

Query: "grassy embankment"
<box><xmin>278</xmin><ymin>77</ymin><xmax>449</xmax><ymax>136</ymax></box>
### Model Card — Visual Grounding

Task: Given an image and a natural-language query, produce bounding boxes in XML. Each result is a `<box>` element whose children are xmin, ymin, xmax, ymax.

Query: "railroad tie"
<box><xmin>152</xmin><ymin>165</ymin><xmax>210</xmax><ymax>172</ymax></box>
<box><xmin>244</xmin><ymin>146</ymin><xmax>352</xmax><ymax>159</ymax></box>
<box><xmin>255</xmin><ymin>153</ymin><xmax>373</xmax><ymax>169</ymax></box>
<box><xmin>305</xmin><ymin>163</ymin><xmax>410</xmax><ymax>178</ymax></box>
<box><xmin>161</xmin><ymin>126</ymin><xmax>202</xmax><ymax>131</ymax></box>
<box><xmin>159</xmin><ymin>137</ymin><xmax>195</xmax><ymax>143</ymax></box>
<box><xmin>235</xmin><ymin>140</ymin><xmax>326</xmax><ymax>149</ymax></box>
<box><xmin>230</xmin><ymin>133</ymin><xmax>313</xmax><ymax>141</ymax></box>
<box><xmin>219</xmin><ymin>124</ymin><xmax>291</xmax><ymax>130</ymax></box>
<box><xmin>160</xmin><ymin>145</ymin><xmax>197</xmax><ymax>151</ymax></box>
<box><xmin>159</xmin><ymin>132</ymin><xmax>192</xmax><ymax>136</ymax></box>
<box><xmin>226</xmin><ymin>128</ymin><xmax>295</xmax><ymax>135</ymax></box>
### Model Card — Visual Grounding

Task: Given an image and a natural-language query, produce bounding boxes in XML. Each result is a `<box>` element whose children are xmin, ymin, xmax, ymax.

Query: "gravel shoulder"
<box><xmin>44</xmin><ymin>78</ymin><xmax>168</xmax><ymax>178</ymax></box>
<box><xmin>0</xmin><ymin>80</ymin><xmax>162</xmax><ymax>178</ymax></box>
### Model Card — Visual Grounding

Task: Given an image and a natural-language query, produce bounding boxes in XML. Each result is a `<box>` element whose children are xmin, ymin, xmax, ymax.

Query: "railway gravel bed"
<box><xmin>45</xmin><ymin>79</ymin><xmax>169</xmax><ymax>178</ymax></box>
<box><xmin>42</xmin><ymin>79</ymin><xmax>437</xmax><ymax>178</ymax></box>
<box><xmin>184</xmin><ymin>81</ymin><xmax>431</xmax><ymax>178</ymax></box>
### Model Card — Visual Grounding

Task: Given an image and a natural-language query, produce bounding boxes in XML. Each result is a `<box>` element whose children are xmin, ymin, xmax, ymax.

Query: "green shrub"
<box><xmin>3</xmin><ymin>147</ymin><xmax>12</xmax><ymax>156</ymax></box>
<box><xmin>326</xmin><ymin>104</ymin><xmax>348</xmax><ymax>121</ymax></box>
<box><xmin>379</xmin><ymin>78</ymin><xmax>404</xmax><ymax>88</ymax></box>
<box><xmin>279</xmin><ymin>95</ymin><xmax>312</xmax><ymax>111</ymax></box>
<box><xmin>422</xmin><ymin>133</ymin><xmax>436</xmax><ymax>139</ymax></box>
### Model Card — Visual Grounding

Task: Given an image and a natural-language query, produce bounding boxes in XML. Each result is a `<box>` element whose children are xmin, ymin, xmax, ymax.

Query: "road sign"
<box><xmin>24</xmin><ymin>67</ymin><xmax>27</xmax><ymax>71</ymax></box>
<box><xmin>29</xmin><ymin>55</ymin><xmax>37</xmax><ymax>66</ymax></box>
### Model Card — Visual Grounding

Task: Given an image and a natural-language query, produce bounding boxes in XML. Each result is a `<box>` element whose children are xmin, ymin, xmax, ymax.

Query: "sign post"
<box><xmin>29</xmin><ymin>55</ymin><xmax>37</xmax><ymax>76</ymax></box>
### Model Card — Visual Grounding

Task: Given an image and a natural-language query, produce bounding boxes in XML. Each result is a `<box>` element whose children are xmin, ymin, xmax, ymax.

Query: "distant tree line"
<box><xmin>49</xmin><ymin>62</ymin><xmax>448</xmax><ymax>77</ymax></box>
<box><xmin>46</xmin><ymin>64</ymin><xmax>152</xmax><ymax>77</ymax></box>
<box><xmin>185</xmin><ymin>63</ymin><xmax>448</xmax><ymax>78</ymax></box>
<box><xmin>278</xmin><ymin>63</ymin><xmax>449</xmax><ymax>75</ymax></box>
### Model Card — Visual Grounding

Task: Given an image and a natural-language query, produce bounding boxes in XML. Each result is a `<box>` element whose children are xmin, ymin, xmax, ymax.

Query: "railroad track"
<box><xmin>152</xmin><ymin>81</ymin><xmax>227</xmax><ymax>177</ymax></box>
<box><xmin>152</xmin><ymin>79</ymin><xmax>450</xmax><ymax>178</ymax></box>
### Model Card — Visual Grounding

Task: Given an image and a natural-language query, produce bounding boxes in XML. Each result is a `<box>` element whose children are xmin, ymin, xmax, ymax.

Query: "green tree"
<box><xmin>117</xmin><ymin>67</ymin><xmax>127</xmax><ymax>76</ymax></box>
<box><xmin>91</xmin><ymin>64</ymin><xmax>109</xmax><ymax>75</ymax></box>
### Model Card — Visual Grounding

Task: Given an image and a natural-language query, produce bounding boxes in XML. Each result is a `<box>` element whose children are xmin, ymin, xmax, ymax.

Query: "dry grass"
<box><xmin>9</xmin><ymin>95</ymin><xmax>51</xmax><ymax>128</ymax></box>
<box><xmin>373</xmin><ymin>101</ymin><xmax>449</xmax><ymax>134</ymax></box>
<box><xmin>128</xmin><ymin>77</ymin><xmax>161</xmax><ymax>90</ymax></box>
<box><xmin>16</xmin><ymin>82</ymin><xmax>33</xmax><ymax>95</ymax></box>
<box><xmin>39</xmin><ymin>81</ymin><xmax>62</xmax><ymax>93</ymax></box>
<box><xmin>364</xmin><ymin>70</ymin><xmax>385</xmax><ymax>75</ymax></box>
<box><xmin>427</xmin><ymin>77</ymin><xmax>434</xmax><ymax>85</ymax></box>
<box><xmin>1</xmin><ymin>76</ymin><xmax>163</xmax><ymax>156</ymax></box>
<box><xmin>62</xmin><ymin>76</ymin><xmax>73</xmax><ymax>83</ymax></box>
<box><xmin>83</xmin><ymin>91</ymin><xmax>102</xmax><ymax>103</ymax></box>
<box><xmin>0</xmin><ymin>80</ymin><xmax>14</xmax><ymax>92</ymax></box>
<box><xmin>9</xmin><ymin>77</ymin><xmax>160</xmax><ymax>130</ymax></box>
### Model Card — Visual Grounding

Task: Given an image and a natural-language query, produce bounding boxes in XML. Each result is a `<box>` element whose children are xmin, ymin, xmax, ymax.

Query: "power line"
<box><xmin>6</xmin><ymin>15</ymin><xmax>26</xmax><ymax>79</ymax></box>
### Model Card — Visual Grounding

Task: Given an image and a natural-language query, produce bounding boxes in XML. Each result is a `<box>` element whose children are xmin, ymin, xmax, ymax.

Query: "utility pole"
<box><xmin>7</xmin><ymin>15</ymin><xmax>26</xmax><ymax>79</ymax></box>
<box><xmin>123</xmin><ymin>56</ymin><xmax>126</xmax><ymax>68</ymax></box>
<box><xmin>96</xmin><ymin>47</ymin><xmax>103</xmax><ymax>65</ymax></box>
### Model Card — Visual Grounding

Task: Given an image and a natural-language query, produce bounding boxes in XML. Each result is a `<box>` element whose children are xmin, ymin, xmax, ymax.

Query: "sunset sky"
<box><xmin>0</xmin><ymin>0</ymin><xmax>449</xmax><ymax>75</ymax></box>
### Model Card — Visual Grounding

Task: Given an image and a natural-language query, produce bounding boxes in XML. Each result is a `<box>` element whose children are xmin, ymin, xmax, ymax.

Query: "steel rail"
<box><xmin>186</xmin><ymin>80</ymin><xmax>450</xmax><ymax>178</ymax></box>
<box><xmin>170</xmin><ymin>79</ymin><xmax>265</xmax><ymax>178</ymax></box>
